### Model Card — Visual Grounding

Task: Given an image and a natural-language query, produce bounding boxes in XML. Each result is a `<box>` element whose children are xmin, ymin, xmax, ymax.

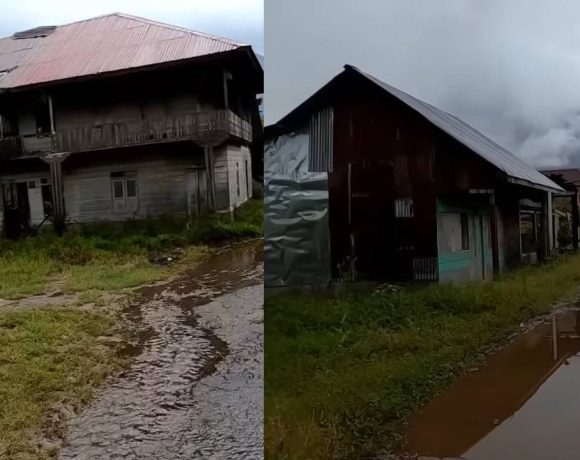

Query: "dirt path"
<box><xmin>58</xmin><ymin>240</ymin><xmax>263</xmax><ymax>460</ymax></box>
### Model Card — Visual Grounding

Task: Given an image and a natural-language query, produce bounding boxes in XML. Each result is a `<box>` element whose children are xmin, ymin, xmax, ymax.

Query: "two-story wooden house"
<box><xmin>0</xmin><ymin>13</ymin><xmax>263</xmax><ymax>237</ymax></box>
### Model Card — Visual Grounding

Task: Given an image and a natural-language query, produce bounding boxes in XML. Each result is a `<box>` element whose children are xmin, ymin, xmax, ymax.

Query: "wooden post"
<box><xmin>222</xmin><ymin>70</ymin><xmax>229</xmax><ymax>110</ymax></box>
<box><xmin>572</xmin><ymin>191</ymin><xmax>579</xmax><ymax>250</ymax></box>
<box><xmin>0</xmin><ymin>114</ymin><xmax>4</xmax><ymax>140</ymax></box>
<box><xmin>48</xmin><ymin>95</ymin><xmax>55</xmax><ymax>134</ymax></box>
<box><xmin>547</xmin><ymin>191</ymin><xmax>554</xmax><ymax>255</ymax></box>
<box><xmin>204</xmin><ymin>146</ymin><xmax>216</xmax><ymax>211</ymax></box>
<box><xmin>490</xmin><ymin>197</ymin><xmax>500</xmax><ymax>275</ymax></box>
<box><xmin>48</xmin><ymin>94</ymin><xmax>56</xmax><ymax>151</ymax></box>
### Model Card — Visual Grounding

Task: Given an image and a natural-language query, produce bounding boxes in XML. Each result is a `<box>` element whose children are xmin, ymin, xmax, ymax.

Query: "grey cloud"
<box><xmin>266</xmin><ymin>0</ymin><xmax>580</xmax><ymax>167</ymax></box>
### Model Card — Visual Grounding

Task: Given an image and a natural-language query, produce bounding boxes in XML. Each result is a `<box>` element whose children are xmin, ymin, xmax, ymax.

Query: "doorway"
<box><xmin>2</xmin><ymin>182</ymin><xmax>31</xmax><ymax>238</ymax></box>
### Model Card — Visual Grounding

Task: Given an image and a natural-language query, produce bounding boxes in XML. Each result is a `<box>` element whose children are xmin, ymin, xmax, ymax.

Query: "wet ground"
<box><xmin>400</xmin><ymin>306</ymin><xmax>580</xmax><ymax>460</ymax></box>
<box><xmin>59</xmin><ymin>240</ymin><xmax>263</xmax><ymax>460</ymax></box>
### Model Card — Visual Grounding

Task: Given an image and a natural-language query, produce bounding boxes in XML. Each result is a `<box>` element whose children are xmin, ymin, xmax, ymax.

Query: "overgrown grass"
<box><xmin>0</xmin><ymin>200</ymin><xmax>263</xmax><ymax>299</ymax></box>
<box><xmin>265</xmin><ymin>254</ymin><xmax>580</xmax><ymax>459</ymax></box>
<box><xmin>0</xmin><ymin>200</ymin><xmax>263</xmax><ymax>457</ymax></box>
<box><xmin>0</xmin><ymin>308</ymin><xmax>120</xmax><ymax>459</ymax></box>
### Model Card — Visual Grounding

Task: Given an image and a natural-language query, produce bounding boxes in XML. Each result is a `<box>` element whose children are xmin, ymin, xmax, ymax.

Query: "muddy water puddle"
<box><xmin>59</xmin><ymin>240</ymin><xmax>263</xmax><ymax>460</ymax></box>
<box><xmin>399</xmin><ymin>309</ymin><xmax>580</xmax><ymax>460</ymax></box>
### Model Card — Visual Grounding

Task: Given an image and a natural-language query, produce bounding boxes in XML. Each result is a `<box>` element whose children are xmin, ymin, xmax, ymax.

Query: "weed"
<box><xmin>265</xmin><ymin>254</ymin><xmax>580</xmax><ymax>459</ymax></box>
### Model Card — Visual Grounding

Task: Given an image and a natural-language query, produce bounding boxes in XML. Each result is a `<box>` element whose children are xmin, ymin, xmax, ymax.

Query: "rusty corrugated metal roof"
<box><xmin>268</xmin><ymin>65</ymin><xmax>563</xmax><ymax>192</ymax></box>
<box><xmin>0</xmin><ymin>12</ymin><xmax>244</xmax><ymax>90</ymax></box>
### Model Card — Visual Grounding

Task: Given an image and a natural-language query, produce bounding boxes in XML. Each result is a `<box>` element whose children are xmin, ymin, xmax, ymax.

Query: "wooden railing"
<box><xmin>55</xmin><ymin>109</ymin><xmax>252</xmax><ymax>153</ymax></box>
<box><xmin>0</xmin><ymin>109</ymin><xmax>252</xmax><ymax>159</ymax></box>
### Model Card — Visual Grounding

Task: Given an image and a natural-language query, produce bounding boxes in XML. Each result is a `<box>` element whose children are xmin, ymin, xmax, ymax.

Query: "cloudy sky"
<box><xmin>266</xmin><ymin>0</ymin><xmax>580</xmax><ymax>168</ymax></box>
<box><xmin>0</xmin><ymin>0</ymin><xmax>263</xmax><ymax>54</ymax></box>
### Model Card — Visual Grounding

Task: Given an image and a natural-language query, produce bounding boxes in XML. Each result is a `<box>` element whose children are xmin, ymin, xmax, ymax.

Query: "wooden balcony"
<box><xmin>55</xmin><ymin>109</ymin><xmax>252</xmax><ymax>153</ymax></box>
<box><xmin>0</xmin><ymin>137</ymin><xmax>23</xmax><ymax>159</ymax></box>
<box><xmin>0</xmin><ymin>109</ymin><xmax>252</xmax><ymax>159</ymax></box>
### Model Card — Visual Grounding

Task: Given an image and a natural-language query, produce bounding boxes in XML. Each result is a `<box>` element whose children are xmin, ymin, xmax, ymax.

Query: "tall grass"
<box><xmin>0</xmin><ymin>200</ymin><xmax>263</xmax><ymax>299</ymax></box>
<box><xmin>0</xmin><ymin>308</ymin><xmax>120</xmax><ymax>459</ymax></box>
<box><xmin>265</xmin><ymin>254</ymin><xmax>580</xmax><ymax>459</ymax></box>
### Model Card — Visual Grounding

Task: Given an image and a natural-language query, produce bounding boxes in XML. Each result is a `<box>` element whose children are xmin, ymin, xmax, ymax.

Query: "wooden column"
<box><xmin>48</xmin><ymin>94</ymin><xmax>56</xmax><ymax>151</ymax></box>
<box><xmin>490</xmin><ymin>199</ymin><xmax>500</xmax><ymax>275</ymax></box>
<box><xmin>572</xmin><ymin>191</ymin><xmax>579</xmax><ymax>250</ymax></box>
<box><xmin>204</xmin><ymin>146</ymin><xmax>216</xmax><ymax>211</ymax></box>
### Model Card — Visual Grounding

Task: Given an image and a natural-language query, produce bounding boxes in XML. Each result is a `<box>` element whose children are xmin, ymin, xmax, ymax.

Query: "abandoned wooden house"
<box><xmin>264</xmin><ymin>65</ymin><xmax>563</xmax><ymax>286</ymax></box>
<box><xmin>0</xmin><ymin>13</ymin><xmax>263</xmax><ymax>237</ymax></box>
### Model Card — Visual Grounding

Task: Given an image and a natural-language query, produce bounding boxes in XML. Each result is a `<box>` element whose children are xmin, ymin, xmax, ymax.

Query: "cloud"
<box><xmin>0</xmin><ymin>0</ymin><xmax>263</xmax><ymax>53</ymax></box>
<box><xmin>266</xmin><ymin>0</ymin><xmax>580</xmax><ymax>167</ymax></box>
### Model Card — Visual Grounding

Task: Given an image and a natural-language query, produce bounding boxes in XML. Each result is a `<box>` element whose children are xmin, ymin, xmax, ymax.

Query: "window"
<box><xmin>126</xmin><ymin>179</ymin><xmax>137</xmax><ymax>198</ymax></box>
<box><xmin>113</xmin><ymin>180</ymin><xmax>124</xmax><ymax>199</ymax></box>
<box><xmin>460</xmin><ymin>213</ymin><xmax>469</xmax><ymax>250</ymax></box>
<box><xmin>395</xmin><ymin>198</ymin><xmax>414</xmax><ymax>217</ymax></box>
<box><xmin>521</xmin><ymin>212</ymin><xmax>537</xmax><ymax>254</ymax></box>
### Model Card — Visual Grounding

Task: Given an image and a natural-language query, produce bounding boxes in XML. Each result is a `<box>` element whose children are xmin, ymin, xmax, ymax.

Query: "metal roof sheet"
<box><xmin>0</xmin><ymin>13</ymin><xmax>243</xmax><ymax>89</ymax></box>
<box><xmin>345</xmin><ymin>65</ymin><xmax>562</xmax><ymax>192</ymax></box>
<box><xmin>268</xmin><ymin>65</ymin><xmax>562</xmax><ymax>192</ymax></box>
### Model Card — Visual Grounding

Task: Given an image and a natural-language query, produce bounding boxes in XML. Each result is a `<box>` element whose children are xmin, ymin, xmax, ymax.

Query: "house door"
<box><xmin>185</xmin><ymin>169</ymin><xmax>208</xmax><ymax>217</ymax></box>
<box><xmin>2</xmin><ymin>182</ymin><xmax>31</xmax><ymax>238</ymax></box>
<box><xmin>112</xmin><ymin>177</ymin><xmax>139</xmax><ymax>217</ymax></box>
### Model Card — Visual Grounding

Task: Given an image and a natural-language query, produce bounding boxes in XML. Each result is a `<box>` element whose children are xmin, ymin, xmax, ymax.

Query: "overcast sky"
<box><xmin>0</xmin><ymin>0</ymin><xmax>263</xmax><ymax>54</ymax></box>
<box><xmin>266</xmin><ymin>0</ymin><xmax>580</xmax><ymax>168</ymax></box>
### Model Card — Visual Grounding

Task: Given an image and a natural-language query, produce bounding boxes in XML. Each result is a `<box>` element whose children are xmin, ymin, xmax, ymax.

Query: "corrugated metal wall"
<box><xmin>308</xmin><ymin>107</ymin><xmax>333</xmax><ymax>172</ymax></box>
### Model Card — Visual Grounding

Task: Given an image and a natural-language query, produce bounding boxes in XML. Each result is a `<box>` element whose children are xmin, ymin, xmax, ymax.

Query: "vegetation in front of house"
<box><xmin>0</xmin><ymin>199</ymin><xmax>263</xmax><ymax>299</ymax></box>
<box><xmin>0</xmin><ymin>307</ymin><xmax>121</xmax><ymax>459</ymax></box>
<box><xmin>0</xmin><ymin>199</ymin><xmax>263</xmax><ymax>457</ymax></box>
<box><xmin>265</xmin><ymin>254</ymin><xmax>580</xmax><ymax>459</ymax></box>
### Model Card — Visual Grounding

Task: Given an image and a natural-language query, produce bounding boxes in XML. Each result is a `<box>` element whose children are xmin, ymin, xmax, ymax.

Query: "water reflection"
<box><xmin>402</xmin><ymin>309</ymin><xmax>580</xmax><ymax>460</ymax></box>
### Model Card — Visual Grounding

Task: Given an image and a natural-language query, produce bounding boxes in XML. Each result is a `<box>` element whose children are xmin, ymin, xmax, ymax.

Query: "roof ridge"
<box><xmin>109</xmin><ymin>12</ymin><xmax>244</xmax><ymax>46</ymax></box>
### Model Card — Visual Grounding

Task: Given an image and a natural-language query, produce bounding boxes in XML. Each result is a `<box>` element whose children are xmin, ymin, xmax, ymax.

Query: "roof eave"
<box><xmin>0</xmin><ymin>46</ymin><xmax>259</xmax><ymax>94</ymax></box>
<box><xmin>507</xmin><ymin>176</ymin><xmax>564</xmax><ymax>193</ymax></box>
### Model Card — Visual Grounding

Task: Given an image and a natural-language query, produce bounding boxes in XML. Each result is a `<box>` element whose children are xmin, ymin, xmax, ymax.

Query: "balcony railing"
<box><xmin>0</xmin><ymin>137</ymin><xmax>23</xmax><ymax>159</ymax></box>
<box><xmin>55</xmin><ymin>109</ymin><xmax>252</xmax><ymax>153</ymax></box>
<box><xmin>0</xmin><ymin>109</ymin><xmax>253</xmax><ymax>159</ymax></box>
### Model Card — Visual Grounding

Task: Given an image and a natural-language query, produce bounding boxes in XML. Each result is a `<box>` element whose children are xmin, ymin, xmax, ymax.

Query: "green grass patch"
<box><xmin>0</xmin><ymin>200</ymin><xmax>263</xmax><ymax>299</ymax></box>
<box><xmin>0</xmin><ymin>308</ymin><xmax>120</xmax><ymax>459</ymax></box>
<box><xmin>265</xmin><ymin>254</ymin><xmax>580</xmax><ymax>459</ymax></box>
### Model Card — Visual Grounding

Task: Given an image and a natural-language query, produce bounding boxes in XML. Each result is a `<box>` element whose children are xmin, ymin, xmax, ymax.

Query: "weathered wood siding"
<box><xmin>62</xmin><ymin>147</ymin><xmax>205</xmax><ymax>223</ymax></box>
<box><xmin>214</xmin><ymin>144</ymin><xmax>253</xmax><ymax>212</ymax></box>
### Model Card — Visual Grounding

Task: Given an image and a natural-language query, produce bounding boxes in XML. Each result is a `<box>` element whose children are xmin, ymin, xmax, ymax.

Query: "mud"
<box><xmin>58</xmin><ymin>239</ymin><xmax>263</xmax><ymax>460</ymax></box>
<box><xmin>400</xmin><ymin>307</ymin><xmax>580</xmax><ymax>460</ymax></box>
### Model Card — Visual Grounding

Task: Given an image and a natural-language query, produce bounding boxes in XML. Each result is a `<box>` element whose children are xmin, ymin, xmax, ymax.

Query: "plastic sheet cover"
<box><xmin>264</xmin><ymin>129</ymin><xmax>331</xmax><ymax>286</ymax></box>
